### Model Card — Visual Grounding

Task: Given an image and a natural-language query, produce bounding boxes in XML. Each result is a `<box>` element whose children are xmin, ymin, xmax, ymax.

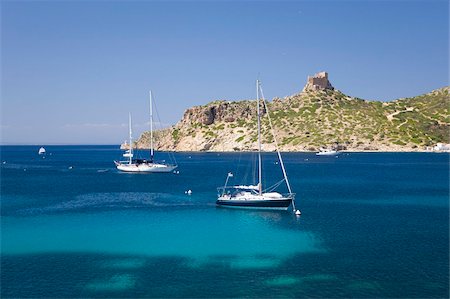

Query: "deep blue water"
<box><xmin>1</xmin><ymin>145</ymin><xmax>449</xmax><ymax>298</ymax></box>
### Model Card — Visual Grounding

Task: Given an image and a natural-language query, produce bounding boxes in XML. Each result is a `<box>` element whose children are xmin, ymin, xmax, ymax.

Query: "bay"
<box><xmin>1</xmin><ymin>146</ymin><xmax>448</xmax><ymax>298</ymax></box>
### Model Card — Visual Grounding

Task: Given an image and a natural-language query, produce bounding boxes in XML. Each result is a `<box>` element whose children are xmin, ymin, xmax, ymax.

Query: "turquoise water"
<box><xmin>1</xmin><ymin>146</ymin><xmax>448</xmax><ymax>298</ymax></box>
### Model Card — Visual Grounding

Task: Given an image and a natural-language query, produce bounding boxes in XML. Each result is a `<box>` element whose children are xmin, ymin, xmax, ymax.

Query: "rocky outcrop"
<box><xmin>180</xmin><ymin>100</ymin><xmax>260</xmax><ymax>127</ymax></box>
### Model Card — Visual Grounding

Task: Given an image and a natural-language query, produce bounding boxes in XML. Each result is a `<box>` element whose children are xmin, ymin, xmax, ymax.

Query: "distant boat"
<box><xmin>316</xmin><ymin>148</ymin><xmax>338</xmax><ymax>156</ymax></box>
<box><xmin>216</xmin><ymin>80</ymin><xmax>298</xmax><ymax>212</ymax></box>
<box><xmin>38</xmin><ymin>147</ymin><xmax>46</xmax><ymax>155</ymax></box>
<box><xmin>114</xmin><ymin>91</ymin><xmax>177</xmax><ymax>173</ymax></box>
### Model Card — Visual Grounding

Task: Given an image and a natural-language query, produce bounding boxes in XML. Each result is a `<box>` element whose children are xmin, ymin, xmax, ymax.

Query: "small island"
<box><xmin>130</xmin><ymin>72</ymin><xmax>449</xmax><ymax>152</ymax></box>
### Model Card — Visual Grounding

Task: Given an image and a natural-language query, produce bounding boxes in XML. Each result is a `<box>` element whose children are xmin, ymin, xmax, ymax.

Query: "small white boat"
<box><xmin>316</xmin><ymin>148</ymin><xmax>338</xmax><ymax>156</ymax></box>
<box><xmin>38</xmin><ymin>147</ymin><xmax>46</xmax><ymax>155</ymax></box>
<box><xmin>114</xmin><ymin>91</ymin><xmax>177</xmax><ymax>173</ymax></box>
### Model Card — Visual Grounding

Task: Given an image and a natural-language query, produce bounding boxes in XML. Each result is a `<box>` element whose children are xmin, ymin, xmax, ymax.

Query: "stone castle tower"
<box><xmin>303</xmin><ymin>71</ymin><xmax>334</xmax><ymax>92</ymax></box>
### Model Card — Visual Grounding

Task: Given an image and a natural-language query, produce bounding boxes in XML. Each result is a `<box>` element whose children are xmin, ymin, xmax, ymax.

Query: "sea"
<box><xmin>1</xmin><ymin>145</ymin><xmax>448</xmax><ymax>298</ymax></box>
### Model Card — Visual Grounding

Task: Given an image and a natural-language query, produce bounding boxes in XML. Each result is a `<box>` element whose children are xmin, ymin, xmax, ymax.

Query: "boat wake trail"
<box><xmin>21</xmin><ymin>192</ymin><xmax>198</xmax><ymax>215</ymax></box>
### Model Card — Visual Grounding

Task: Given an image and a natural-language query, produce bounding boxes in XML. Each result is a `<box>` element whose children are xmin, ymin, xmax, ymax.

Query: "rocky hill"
<box><xmin>133</xmin><ymin>73</ymin><xmax>449</xmax><ymax>152</ymax></box>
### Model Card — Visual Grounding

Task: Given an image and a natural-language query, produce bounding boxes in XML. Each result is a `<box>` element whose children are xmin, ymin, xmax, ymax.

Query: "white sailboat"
<box><xmin>38</xmin><ymin>147</ymin><xmax>46</xmax><ymax>155</ymax></box>
<box><xmin>114</xmin><ymin>91</ymin><xmax>177</xmax><ymax>173</ymax></box>
<box><xmin>216</xmin><ymin>80</ymin><xmax>299</xmax><ymax>213</ymax></box>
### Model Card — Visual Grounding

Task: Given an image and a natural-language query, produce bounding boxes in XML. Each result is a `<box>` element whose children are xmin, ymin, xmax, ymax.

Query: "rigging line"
<box><xmin>252</xmin><ymin>151</ymin><xmax>257</xmax><ymax>185</ymax></box>
<box><xmin>152</xmin><ymin>93</ymin><xmax>178</xmax><ymax>166</ymax></box>
<box><xmin>263</xmin><ymin>179</ymin><xmax>286</xmax><ymax>193</ymax></box>
<box><xmin>258</xmin><ymin>84</ymin><xmax>293</xmax><ymax>195</ymax></box>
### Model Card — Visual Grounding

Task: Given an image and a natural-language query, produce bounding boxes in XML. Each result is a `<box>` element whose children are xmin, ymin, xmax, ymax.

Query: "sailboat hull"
<box><xmin>115</xmin><ymin>162</ymin><xmax>177</xmax><ymax>173</ymax></box>
<box><xmin>216</xmin><ymin>198</ymin><xmax>292</xmax><ymax>210</ymax></box>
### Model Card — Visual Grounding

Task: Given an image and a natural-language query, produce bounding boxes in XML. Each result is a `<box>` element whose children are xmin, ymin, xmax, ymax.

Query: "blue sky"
<box><xmin>1</xmin><ymin>0</ymin><xmax>448</xmax><ymax>144</ymax></box>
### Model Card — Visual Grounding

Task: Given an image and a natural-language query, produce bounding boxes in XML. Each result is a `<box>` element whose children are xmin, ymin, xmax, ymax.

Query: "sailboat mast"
<box><xmin>256</xmin><ymin>80</ymin><xmax>262</xmax><ymax>195</ymax></box>
<box><xmin>258</xmin><ymin>85</ymin><xmax>293</xmax><ymax>195</ymax></box>
<box><xmin>129</xmin><ymin>112</ymin><xmax>133</xmax><ymax>165</ymax></box>
<box><xmin>149</xmin><ymin>91</ymin><xmax>154</xmax><ymax>162</ymax></box>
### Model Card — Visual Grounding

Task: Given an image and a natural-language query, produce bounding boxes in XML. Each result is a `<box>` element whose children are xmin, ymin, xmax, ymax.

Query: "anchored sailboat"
<box><xmin>114</xmin><ymin>91</ymin><xmax>177</xmax><ymax>173</ymax></box>
<box><xmin>216</xmin><ymin>80</ymin><xmax>299</xmax><ymax>213</ymax></box>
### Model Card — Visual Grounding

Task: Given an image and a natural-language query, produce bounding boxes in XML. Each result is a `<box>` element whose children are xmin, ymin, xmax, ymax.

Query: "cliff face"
<box><xmin>133</xmin><ymin>77</ymin><xmax>449</xmax><ymax>152</ymax></box>
<box><xmin>179</xmin><ymin>100</ymin><xmax>258</xmax><ymax>126</ymax></box>
<box><xmin>136</xmin><ymin>100</ymin><xmax>264</xmax><ymax>152</ymax></box>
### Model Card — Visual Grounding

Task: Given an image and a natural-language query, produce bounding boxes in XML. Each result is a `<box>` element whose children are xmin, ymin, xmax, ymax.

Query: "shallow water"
<box><xmin>1</xmin><ymin>146</ymin><xmax>448</xmax><ymax>298</ymax></box>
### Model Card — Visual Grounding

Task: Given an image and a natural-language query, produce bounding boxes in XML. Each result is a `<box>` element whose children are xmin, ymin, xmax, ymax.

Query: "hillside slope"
<box><xmin>133</xmin><ymin>86</ymin><xmax>449</xmax><ymax>152</ymax></box>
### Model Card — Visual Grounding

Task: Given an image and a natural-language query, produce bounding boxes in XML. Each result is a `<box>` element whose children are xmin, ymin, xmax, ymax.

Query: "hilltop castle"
<box><xmin>303</xmin><ymin>71</ymin><xmax>334</xmax><ymax>92</ymax></box>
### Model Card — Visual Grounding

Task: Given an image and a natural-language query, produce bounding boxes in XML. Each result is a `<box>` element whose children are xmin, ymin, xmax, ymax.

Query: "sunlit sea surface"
<box><xmin>1</xmin><ymin>146</ymin><xmax>448</xmax><ymax>298</ymax></box>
